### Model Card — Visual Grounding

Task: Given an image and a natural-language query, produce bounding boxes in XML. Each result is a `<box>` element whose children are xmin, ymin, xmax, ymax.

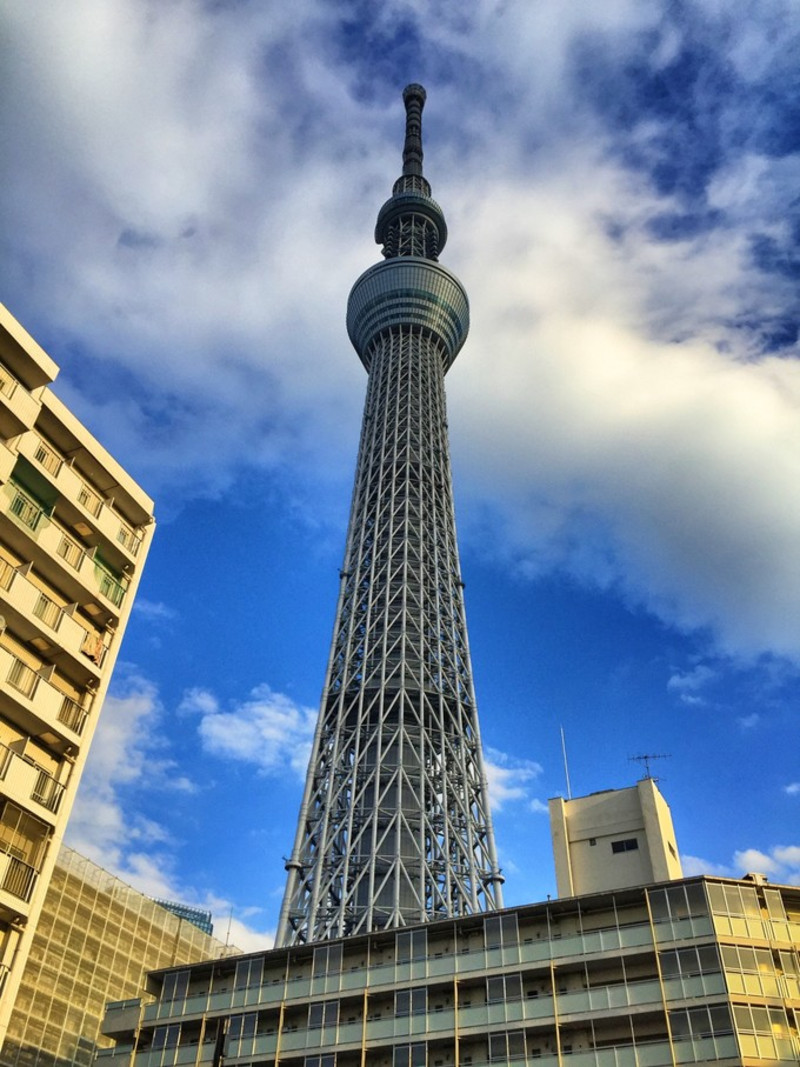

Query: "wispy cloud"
<box><xmin>484</xmin><ymin>748</ymin><xmax>543</xmax><ymax>811</ymax></box>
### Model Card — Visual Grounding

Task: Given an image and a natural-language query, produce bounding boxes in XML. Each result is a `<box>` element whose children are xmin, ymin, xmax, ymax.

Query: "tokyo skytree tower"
<box><xmin>275</xmin><ymin>85</ymin><xmax>504</xmax><ymax>946</ymax></box>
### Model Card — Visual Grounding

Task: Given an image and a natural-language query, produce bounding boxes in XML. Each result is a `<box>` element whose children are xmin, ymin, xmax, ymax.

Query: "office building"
<box><xmin>0</xmin><ymin>305</ymin><xmax>155</xmax><ymax>1048</ymax></box>
<box><xmin>549</xmin><ymin>780</ymin><xmax>683</xmax><ymax>898</ymax></box>
<box><xmin>277</xmin><ymin>83</ymin><xmax>502</xmax><ymax>947</ymax></box>
<box><xmin>2</xmin><ymin>846</ymin><xmax>237</xmax><ymax>1067</ymax></box>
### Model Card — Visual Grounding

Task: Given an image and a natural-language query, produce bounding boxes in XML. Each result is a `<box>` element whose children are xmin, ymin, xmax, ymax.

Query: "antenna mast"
<box><xmin>629</xmin><ymin>753</ymin><xmax>670</xmax><ymax>781</ymax></box>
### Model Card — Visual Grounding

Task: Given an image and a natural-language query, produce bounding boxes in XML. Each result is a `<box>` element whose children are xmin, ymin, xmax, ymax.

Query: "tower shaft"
<box><xmin>276</xmin><ymin>86</ymin><xmax>502</xmax><ymax>946</ymax></box>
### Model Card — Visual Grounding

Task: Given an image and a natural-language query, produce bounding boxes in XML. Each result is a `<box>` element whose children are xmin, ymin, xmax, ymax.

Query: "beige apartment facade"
<box><xmin>1</xmin><ymin>846</ymin><xmax>237</xmax><ymax>1067</ymax></box>
<box><xmin>0</xmin><ymin>305</ymin><xmax>155</xmax><ymax>1048</ymax></box>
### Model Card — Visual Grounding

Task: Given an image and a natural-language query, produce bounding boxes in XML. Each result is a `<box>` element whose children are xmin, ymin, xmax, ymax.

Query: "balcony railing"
<box><xmin>34</xmin><ymin>438</ymin><xmax>63</xmax><ymax>477</ymax></box>
<box><xmin>117</xmin><ymin>523</ymin><xmax>143</xmax><ymax>557</ymax></box>
<box><xmin>58</xmin><ymin>695</ymin><xmax>88</xmax><ymax>735</ymax></box>
<box><xmin>32</xmin><ymin>766</ymin><xmax>66</xmax><ymax>813</ymax></box>
<box><xmin>57</xmin><ymin>534</ymin><xmax>86</xmax><ymax>571</ymax></box>
<box><xmin>0</xmin><ymin>851</ymin><xmax>38</xmax><ymax>902</ymax></box>
<box><xmin>78</xmin><ymin>481</ymin><xmax>103</xmax><ymax>517</ymax></box>
<box><xmin>0</xmin><ymin>367</ymin><xmax>17</xmax><ymax>399</ymax></box>
<box><xmin>7</xmin><ymin>658</ymin><xmax>39</xmax><ymax>698</ymax></box>
<box><xmin>9</xmin><ymin>486</ymin><xmax>44</xmax><ymax>532</ymax></box>
<box><xmin>33</xmin><ymin>591</ymin><xmax>63</xmax><ymax>630</ymax></box>
<box><xmin>96</xmin><ymin>560</ymin><xmax>127</xmax><ymax>607</ymax></box>
<box><xmin>0</xmin><ymin>557</ymin><xmax>14</xmax><ymax>590</ymax></box>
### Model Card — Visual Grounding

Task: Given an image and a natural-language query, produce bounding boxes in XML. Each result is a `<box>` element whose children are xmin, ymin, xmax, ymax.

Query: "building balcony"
<box><xmin>101</xmin><ymin>999</ymin><xmax>143</xmax><ymax>1039</ymax></box>
<box><xmin>0</xmin><ymin>739</ymin><xmax>66</xmax><ymax>820</ymax></box>
<box><xmin>0</xmin><ymin>558</ymin><xmax>107</xmax><ymax>685</ymax></box>
<box><xmin>1</xmin><ymin>481</ymin><xmax>129</xmax><ymax>621</ymax></box>
<box><xmin>0</xmin><ymin>645</ymin><xmax>91</xmax><ymax>747</ymax></box>
<box><xmin>15</xmin><ymin>432</ymin><xmax>144</xmax><ymax>566</ymax></box>
<box><xmin>0</xmin><ymin>365</ymin><xmax>40</xmax><ymax>438</ymax></box>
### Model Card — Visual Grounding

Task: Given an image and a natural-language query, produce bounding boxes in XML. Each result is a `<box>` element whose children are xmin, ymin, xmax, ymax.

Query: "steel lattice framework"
<box><xmin>275</xmin><ymin>85</ymin><xmax>504</xmax><ymax>946</ymax></box>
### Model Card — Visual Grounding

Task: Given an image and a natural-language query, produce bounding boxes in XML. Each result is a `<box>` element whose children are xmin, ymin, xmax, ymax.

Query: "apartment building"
<box><xmin>2</xmin><ymin>846</ymin><xmax>237</xmax><ymax>1067</ymax></box>
<box><xmin>101</xmin><ymin>875</ymin><xmax>800</xmax><ymax>1067</ymax></box>
<box><xmin>0</xmin><ymin>305</ymin><xmax>155</xmax><ymax>1047</ymax></box>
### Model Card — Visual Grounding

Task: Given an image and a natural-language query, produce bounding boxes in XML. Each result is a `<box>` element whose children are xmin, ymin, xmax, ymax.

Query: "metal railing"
<box><xmin>9</xmin><ymin>486</ymin><xmax>44</xmax><ymax>531</ymax></box>
<box><xmin>96</xmin><ymin>561</ymin><xmax>126</xmax><ymax>607</ymax></box>
<box><xmin>34</xmin><ymin>438</ymin><xmax>63</xmax><ymax>476</ymax></box>
<box><xmin>0</xmin><ymin>558</ymin><xmax>14</xmax><ymax>591</ymax></box>
<box><xmin>78</xmin><ymin>481</ymin><xmax>103</xmax><ymax>517</ymax></box>
<box><xmin>33</xmin><ymin>591</ymin><xmax>63</xmax><ymax>630</ymax></box>
<box><xmin>7</xmin><ymin>658</ymin><xmax>38</xmax><ymax>698</ymax></box>
<box><xmin>32</xmin><ymin>766</ymin><xmax>66</xmax><ymax>813</ymax></box>
<box><xmin>117</xmin><ymin>522</ymin><xmax>143</xmax><ymax>556</ymax></box>
<box><xmin>0</xmin><ymin>851</ymin><xmax>38</xmax><ymax>902</ymax></box>
<box><xmin>58</xmin><ymin>695</ymin><xmax>88</xmax><ymax>735</ymax></box>
<box><xmin>0</xmin><ymin>367</ymin><xmax>17</xmax><ymax>398</ymax></box>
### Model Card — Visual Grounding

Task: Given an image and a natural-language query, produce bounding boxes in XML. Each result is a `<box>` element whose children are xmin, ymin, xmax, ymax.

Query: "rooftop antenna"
<box><xmin>629</xmin><ymin>753</ymin><xmax>670</xmax><ymax>782</ymax></box>
<box><xmin>560</xmin><ymin>726</ymin><xmax>572</xmax><ymax>799</ymax></box>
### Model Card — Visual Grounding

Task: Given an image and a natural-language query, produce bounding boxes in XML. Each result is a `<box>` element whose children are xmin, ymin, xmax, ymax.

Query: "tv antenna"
<box><xmin>629</xmin><ymin>753</ymin><xmax>670</xmax><ymax>781</ymax></box>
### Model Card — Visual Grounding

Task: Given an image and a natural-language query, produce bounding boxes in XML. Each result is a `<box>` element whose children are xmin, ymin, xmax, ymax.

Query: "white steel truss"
<box><xmin>276</xmin><ymin>85</ymin><xmax>503</xmax><ymax>946</ymax></box>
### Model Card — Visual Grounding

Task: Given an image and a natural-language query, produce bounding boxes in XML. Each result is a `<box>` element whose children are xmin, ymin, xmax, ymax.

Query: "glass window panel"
<box><xmin>649</xmin><ymin>890</ymin><xmax>669</xmax><ymax>921</ymax></box>
<box><xmin>507</xmin><ymin>1031</ymin><xmax>525</xmax><ymax>1056</ymax></box>
<box><xmin>684</xmin><ymin>882</ymin><xmax>707</xmax><ymax>916</ymax></box>
<box><xmin>487</xmin><ymin>977</ymin><xmax>504</xmax><ymax>1002</ymax></box>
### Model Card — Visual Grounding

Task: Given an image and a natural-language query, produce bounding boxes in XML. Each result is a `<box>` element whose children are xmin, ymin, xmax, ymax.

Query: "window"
<box><xmin>151</xmin><ymin>1025</ymin><xmax>180</xmax><ymax>1051</ymax></box>
<box><xmin>487</xmin><ymin>974</ymin><xmax>523</xmax><ymax>1002</ymax></box>
<box><xmin>394</xmin><ymin>1044</ymin><xmax>426</xmax><ymax>1067</ymax></box>
<box><xmin>660</xmin><ymin>945</ymin><xmax>720</xmax><ymax>977</ymax></box>
<box><xmin>161</xmin><ymin>972</ymin><xmax>189</xmax><ymax>1003</ymax></box>
<box><xmin>227</xmin><ymin>1014</ymin><xmax>257</xmax><ymax>1042</ymax></box>
<box><xmin>669</xmin><ymin>1005</ymin><xmax>732</xmax><ymax>1038</ymax></box>
<box><xmin>397</xmin><ymin>928</ymin><xmax>427</xmax><ymax>962</ymax></box>
<box><xmin>649</xmin><ymin>882</ymin><xmax>708</xmax><ymax>922</ymax></box>
<box><xmin>305</xmin><ymin>1058</ymin><xmax>335</xmax><ymax>1067</ymax></box>
<box><xmin>396</xmin><ymin>988</ymin><xmax>426</xmax><ymax>1016</ymax></box>
<box><xmin>485</xmin><ymin>913</ymin><xmax>518</xmax><ymax>949</ymax></box>
<box><xmin>234</xmin><ymin>958</ymin><xmax>263</xmax><ymax>989</ymax></box>
<box><xmin>313</xmin><ymin>943</ymin><xmax>343</xmax><ymax>977</ymax></box>
<box><xmin>611</xmin><ymin>838</ymin><xmax>638</xmax><ymax>854</ymax></box>
<box><xmin>308</xmin><ymin>1002</ymin><xmax>338</xmax><ymax>1029</ymax></box>
<box><xmin>488</xmin><ymin>1031</ymin><xmax>525</xmax><ymax>1061</ymax></box>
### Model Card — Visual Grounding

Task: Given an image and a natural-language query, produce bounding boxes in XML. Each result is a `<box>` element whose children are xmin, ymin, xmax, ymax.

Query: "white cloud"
<box><xmin>66</xmin><ymin>668</ymin><xmax>277</xmax><ymax>950</ymax></box>
<box><xmin>133</xmin><ymin>599</ymin><xmax>178</xmax><ymax>622</ymax></box>
<box><xmin>2</xmin><ymin>1</ymin><xmax>800</xmax><ymax>666</ymax></box>
<box><xmin>784</xmin><ymin>783</ymin><xmax>800</xmax><ymax>796</ymax></box>
<box><xmin>65</xmin><ymin>670</ymin><xmax>182</xmax><ymax>867</ymax></box>
<box><xmin>680</xmin><ymin>854</ymin><xmax>735</xmax><ymax>878</ymax></box>
<box><xmin>484</xmin><ymin>748</ymin><xmax>543</xmax><ymax>811</ymax></box>
<box><xmin>185</xmin><ymin>684</ymin><xmax>317</xmax><ymax>779</ymax></box>
<box><xmin>733</xmin><ymin>848</ymin><xmax>780</xmax><ymax>875</ymax></box>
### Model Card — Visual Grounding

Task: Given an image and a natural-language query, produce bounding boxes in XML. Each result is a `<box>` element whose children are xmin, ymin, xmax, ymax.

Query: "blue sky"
<box><xmin>2</xmin><ymin>0</ymin><xmax>800</xmax><ymax>949</ymax></box>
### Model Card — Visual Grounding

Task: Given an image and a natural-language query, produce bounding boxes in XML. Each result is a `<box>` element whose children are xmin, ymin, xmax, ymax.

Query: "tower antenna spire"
<box><xmin>402</xmin><ymin>83</ymin><xmax>426</xmax><ymax>177</ymax></box>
